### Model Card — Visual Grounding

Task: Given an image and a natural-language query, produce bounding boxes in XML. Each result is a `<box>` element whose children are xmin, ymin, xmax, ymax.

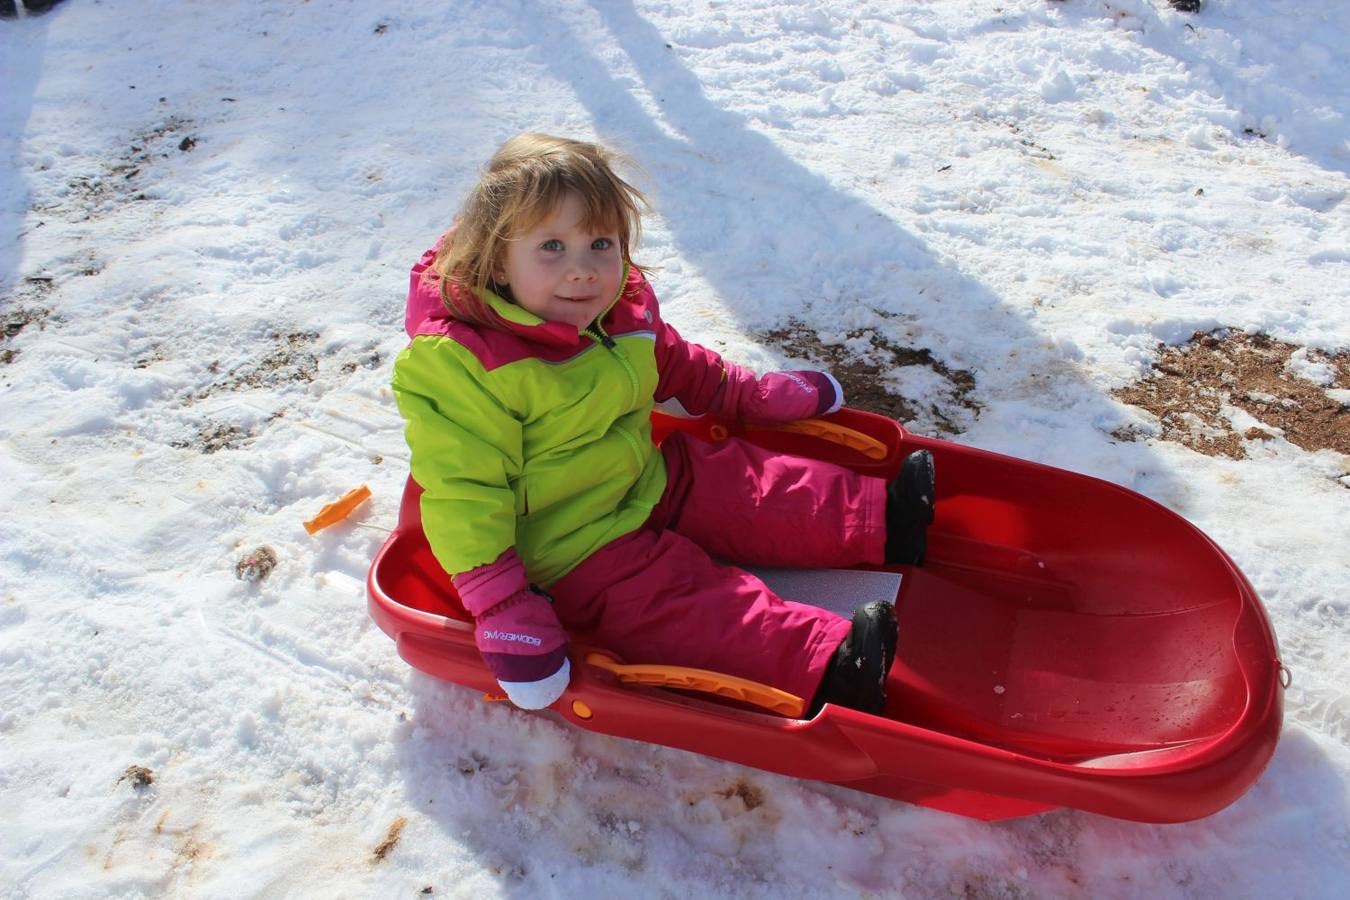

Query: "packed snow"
<box><xmin>2</xmin><ymin>0</ymin><xmax>1348</xmax><ymax>896</ymax></box>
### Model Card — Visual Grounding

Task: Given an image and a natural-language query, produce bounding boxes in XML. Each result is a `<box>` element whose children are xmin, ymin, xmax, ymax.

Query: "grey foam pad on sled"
<box><xmin>747</xmin><ymin>568</ymin><xmax>904</xmax><ymax>618</ymax></box>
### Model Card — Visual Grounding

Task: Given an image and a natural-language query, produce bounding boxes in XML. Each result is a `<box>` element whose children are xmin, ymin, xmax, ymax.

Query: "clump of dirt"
<box><xmin>1114</xmin><ymin>330</ymin><xmax>1349</xmax><ymax>459</ymax></box>
<box><xmin>234</xmin><ymin>546</ymin><xmax>278</xmax><ymax>583</ymax></box>
<box><xmin>716</xmin><ymin>779</ymin><xmax>765</xmax><ymax>811</ymax></box>
<box><xmin>372</xmin><ymin>816</ymin><xmax>407</xmax><ymax>863</ymax></box>
<box><xmin>762</xmin><ymin>318</ymin><xmax>980</xmax><ymax>433</ymax></box>
<box><xmin>118</xmin><ymin>765</ymin><xmax>154</xmax><ymax>789</ymax></box>
<box><xmin>197</xmin><ymin>331</ymin><xmax>320</xmax><ymax>399</ymax></box>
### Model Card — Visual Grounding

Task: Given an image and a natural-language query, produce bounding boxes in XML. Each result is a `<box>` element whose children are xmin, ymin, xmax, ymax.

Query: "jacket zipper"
<box><xmin>587</xmin><ymin>320</ymin><xmax>616</xmax><ymax>350</ymax></box>
<box><xmin>587</xmin><ymin>320</ymin><xmax>646</xmax><ymax>471</ymax></box>
<box><xmin>586</xmin><ymin>320</ymin><xmax>639</xmax><ymax>401</ymax></box>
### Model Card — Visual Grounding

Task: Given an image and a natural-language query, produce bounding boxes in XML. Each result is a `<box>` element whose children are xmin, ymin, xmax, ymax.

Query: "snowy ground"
<box><xmin>2</xmin><ymin>0</ymin><xmax>1348</xmax><ymax>897</ymax></box>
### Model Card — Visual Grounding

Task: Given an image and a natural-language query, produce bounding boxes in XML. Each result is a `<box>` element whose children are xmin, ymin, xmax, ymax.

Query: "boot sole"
<box><xmin>887</xmin><ymin>450</ymin><xmax>935</xmax><ymax>565</ymax></box>
<box><xmin>853</xmin><ymin>600</ymin><xmax>899</xmax><ymax>715</ymax></box>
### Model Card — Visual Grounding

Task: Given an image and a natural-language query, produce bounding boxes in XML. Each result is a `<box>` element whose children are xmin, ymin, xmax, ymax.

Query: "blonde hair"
<box><xmin>431</xmin><ymin>133</ymin><xmax>649</xmax><ymax>326</ymax></box>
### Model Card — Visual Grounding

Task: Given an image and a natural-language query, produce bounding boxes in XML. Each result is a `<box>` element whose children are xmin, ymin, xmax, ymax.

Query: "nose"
<box><xmin>567</xmin><ymin>259</ymin><xmax>597</xmax><ymax>282</ymax></box>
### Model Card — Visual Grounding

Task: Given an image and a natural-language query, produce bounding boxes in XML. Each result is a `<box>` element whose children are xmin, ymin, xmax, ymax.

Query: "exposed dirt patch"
<box><xmin>1114</xmin><ymin>329</ymin><xmax>1349</xmax><ymax>459</ymax></box>
<box><xmin>762</xmin><ymin>318</ymin><xmax>980</xmax><ymax>433</ymax></box>
<box><xmin>197</xmin><ymin>331</ymin><xmax>320</xmax><ymax>398</ymax></box>
<box><xmin>3</xmin><ymin>274</ymin><xmax>55</xmax><ymax>305</ymax></box>
<box><xmin>32</xmin><ymin>116</ymin><xmax>196</xmax><ymax>222</ymax></box>
<box><xmin>2</xmin><ymin>307</ymin><xmax>52</xmax><ymax>364</ymax></box>
<box><xmin>1</xmin><ymin>276</ymin><xmax>56</xmax><ymax>364</ymax></box>
<box><xmin>172</xmin><ymin>422</ymin><xmax>253</xmax><ymax>454</ymax></box>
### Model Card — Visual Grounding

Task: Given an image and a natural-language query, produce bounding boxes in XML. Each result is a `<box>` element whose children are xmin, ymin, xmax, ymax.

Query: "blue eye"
<box><xmin>540</xmin><ymin>239</ymin><xmax>563</xmax><ymax>251</ymax></box>
<box><xmin>592</xmin><ymin>238</ymin><xmax>613</xmax><ymax>251</ymax></box>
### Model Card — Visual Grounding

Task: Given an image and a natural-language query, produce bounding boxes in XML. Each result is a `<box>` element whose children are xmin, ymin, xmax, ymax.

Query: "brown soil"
<box><xmin>172</xmin><ymin>422</ymin><xmax>252</xmax><ymax>454</ymax></box>
<box><xmin>1</xmin><ymin>277</ymin><xmax>55</xmax><ymax>365</ymax></box>
<box><xmin>30</xmin><ymin>117</ymin><xmax>195</xmax><ymax>222</ymax></box>
<box><xmin>1113</xmin><ymin>330</ymin><xmax>1349</xmax><ymax>459</ymax></box>
<box><xmin>197</xmin><ymin>331</ymin><xmax>319</xmax><ymax>399</ymax></box>
<box><xmin>761</xmin><ymin>318</ymin><xmax>980</xmax><ymax>434</ymax></box>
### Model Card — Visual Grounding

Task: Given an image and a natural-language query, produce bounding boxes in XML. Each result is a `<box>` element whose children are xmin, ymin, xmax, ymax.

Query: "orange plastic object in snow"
<box><xmin>367</xmin><ymin>409</ymin><xmax>1283</xmax><ymax>823</ymax></box>
<box><xmin>304</xmin><ymin>485</ymin><xmax>372</xmax><ymax>534</ymax></box>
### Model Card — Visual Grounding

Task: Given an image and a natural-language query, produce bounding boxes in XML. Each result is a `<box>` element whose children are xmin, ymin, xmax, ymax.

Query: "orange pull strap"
<box><xmin>752</xmin><ymin>419</ymin><xmax>890</xmax><ymax>461</ymax></box>
<box><xmin>304</xmin><ymin>485</ymin><xmax>373</xmax><ymax>534</ymax></box>
<box><xmin>585</xmin><ymin>652</ymin><xmax>806</xmax><ymax>718</ymax></box>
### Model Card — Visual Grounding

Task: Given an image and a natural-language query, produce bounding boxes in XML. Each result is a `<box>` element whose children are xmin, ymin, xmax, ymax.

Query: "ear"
<box><xmin>490</xmin><ymin>260</ymin><xmax>508</xmax><ymax>286</ymax></box>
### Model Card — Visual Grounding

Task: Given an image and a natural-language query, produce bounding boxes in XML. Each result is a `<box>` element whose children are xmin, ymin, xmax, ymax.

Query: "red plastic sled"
<box><xmin>367</xmin><ymin>409</ymin><xmax>1284</xmax><ymax>822</ymax></box>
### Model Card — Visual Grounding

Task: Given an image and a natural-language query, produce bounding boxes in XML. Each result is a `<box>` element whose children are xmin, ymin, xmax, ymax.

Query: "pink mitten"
<box><xmin>710</xmin><ymin>363</ymin><xmax>844</xmax><ymax>424</ymax></box>
<box><xmin>452</xmin><ymin>549</ymin><xmax>570</xmax><ymax>709</ymax></box>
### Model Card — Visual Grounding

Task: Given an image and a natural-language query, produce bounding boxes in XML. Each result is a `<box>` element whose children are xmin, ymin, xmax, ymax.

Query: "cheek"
<box><xmin>507</xmin><ymin>259</ymin><xmax>546</xmax><ymax>288</ymax></box>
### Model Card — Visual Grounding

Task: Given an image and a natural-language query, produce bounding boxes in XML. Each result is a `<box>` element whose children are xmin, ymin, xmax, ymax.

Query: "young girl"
<box><xmin>392</xmin><ymin>134</ymin><xmax>935</xmax><ymax>716</ymax></box>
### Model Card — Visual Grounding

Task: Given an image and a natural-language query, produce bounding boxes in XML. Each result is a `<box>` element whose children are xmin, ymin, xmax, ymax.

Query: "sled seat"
<box><xmin>881</xmin><ymin>439</ymin><xmax>1258</xmax><ymax>765</ymax></box>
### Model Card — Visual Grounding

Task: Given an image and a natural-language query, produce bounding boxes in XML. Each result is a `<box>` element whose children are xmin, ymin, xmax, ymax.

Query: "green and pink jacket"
<box><xmin>393</xmin><ymin>246</ymin><xmax>733</xmax><ymax>587</ymax></box>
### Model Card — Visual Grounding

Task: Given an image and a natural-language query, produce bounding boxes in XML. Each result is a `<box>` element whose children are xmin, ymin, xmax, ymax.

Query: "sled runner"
<box><xmin>367</xmin><ymin>409</ymin><xmax>1284</xmax><ymax>823</ymax></box>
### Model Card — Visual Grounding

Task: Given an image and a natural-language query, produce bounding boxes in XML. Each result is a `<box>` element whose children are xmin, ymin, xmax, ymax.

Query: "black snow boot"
<box><xmin>1</xmin><ymin>0</ymin><xmax>68</xmax><ymax>17</ymax></box>
<box><xmin>885</xmin><ymin>449</ymin><xmax>935</xmax><ymax>566</ymax></box>
<box><xmin>808</xmin><ymin>600</ymin><xmax>898</xmax><ymax>717</ymax></box>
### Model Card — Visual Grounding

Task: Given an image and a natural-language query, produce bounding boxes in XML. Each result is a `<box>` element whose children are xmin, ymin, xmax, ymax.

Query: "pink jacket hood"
<box><xmin>403</xmin><ymin>243</ymin><xmax>646</xmax><ymax>355</ymax></box>
<box><xmin>405</xmin><ymin>245</ymin><xmax>455</xmax><ymax>339</ymax></box>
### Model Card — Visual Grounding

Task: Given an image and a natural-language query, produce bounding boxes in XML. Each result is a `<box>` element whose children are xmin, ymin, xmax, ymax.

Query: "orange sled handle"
<box><xmin>722</xmin><ymin>418</ymin><xmax>888</xmax><ymax>461</ymax></box>
<box><xmin>585</xmin><ymin>652</ymin><xmax>806</xmax><ymax>718</ymax></box>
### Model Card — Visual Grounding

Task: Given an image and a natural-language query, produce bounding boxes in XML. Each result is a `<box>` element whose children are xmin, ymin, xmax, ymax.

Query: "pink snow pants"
<box><xmin>547</xmin><ymin>431</ymin><xmax>888</xmax><ymax>701</ymax></box>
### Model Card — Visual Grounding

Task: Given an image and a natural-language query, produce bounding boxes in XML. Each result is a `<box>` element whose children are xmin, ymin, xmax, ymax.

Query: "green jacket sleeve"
<box><xmin>391</xmin><ymin>336</ymin><xmax>523</xmax><ymax>576</ymax></box>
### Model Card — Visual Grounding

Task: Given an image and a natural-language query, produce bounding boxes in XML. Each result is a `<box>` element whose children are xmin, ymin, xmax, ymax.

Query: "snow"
<box><xmin>2</xmin><ymin>0</ymin><xmax>1349</xmax><ymax>896</ymax></box>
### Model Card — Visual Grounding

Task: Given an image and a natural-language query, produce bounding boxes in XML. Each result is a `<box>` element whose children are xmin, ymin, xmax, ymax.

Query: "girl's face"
<box><xmin>493</xmin><ymin>192</ymin><xmax>625</xmax><ymax>331</ymax></box>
